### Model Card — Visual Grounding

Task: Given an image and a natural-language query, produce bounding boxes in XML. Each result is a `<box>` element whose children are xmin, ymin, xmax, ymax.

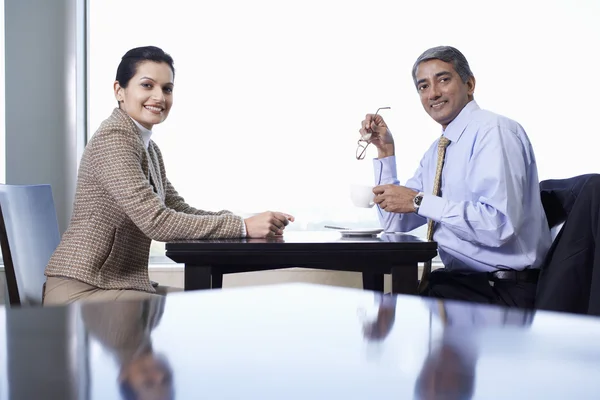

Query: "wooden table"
<box><xmin>165</xmin><ymin>231</ymin><xmax>437</xmax><ymax>294</ymax></box>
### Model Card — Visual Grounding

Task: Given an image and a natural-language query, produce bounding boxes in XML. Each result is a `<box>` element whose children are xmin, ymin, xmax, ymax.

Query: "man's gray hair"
<box><xmin>411</xmin><ymin>46</ymin><xmax>474</xmax><ymax>87</ymax></box>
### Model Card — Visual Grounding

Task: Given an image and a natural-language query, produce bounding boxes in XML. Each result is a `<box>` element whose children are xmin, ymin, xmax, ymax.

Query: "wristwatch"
<box><xmin>413</xmin><ymin>192</ymin><xmax>424</xmax><ymax>213</ymax></box>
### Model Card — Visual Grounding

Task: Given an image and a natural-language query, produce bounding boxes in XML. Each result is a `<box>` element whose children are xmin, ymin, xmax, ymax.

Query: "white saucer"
<box><xmin>339</xmin><ymin>228</ymin><xmax>383</xmax><ymax>237</ymax></box>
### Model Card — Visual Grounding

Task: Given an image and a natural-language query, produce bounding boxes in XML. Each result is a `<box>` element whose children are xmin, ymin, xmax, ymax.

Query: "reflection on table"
<box><xmin>3</xmin><ymin>284</ymin><xmax>600</xmax><ymax>399</ymax></box>
<box><xmin>81</xmin><ymin>297</ymin><xmax>172</xmax><ymax>399</ymax></box>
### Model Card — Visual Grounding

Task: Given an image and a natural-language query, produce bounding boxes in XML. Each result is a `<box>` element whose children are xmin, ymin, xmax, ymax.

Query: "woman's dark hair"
<box><xmin>115</xmin><ymin>46</ymin><xmax>175</xmax><ymax>88</ymax></box>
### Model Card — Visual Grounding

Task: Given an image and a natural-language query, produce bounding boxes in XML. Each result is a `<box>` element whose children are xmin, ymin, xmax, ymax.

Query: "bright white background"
<box><xmin>89</xmin><ymin>0</ymin><xmax>600</xmax><ymax>248</ymax></box>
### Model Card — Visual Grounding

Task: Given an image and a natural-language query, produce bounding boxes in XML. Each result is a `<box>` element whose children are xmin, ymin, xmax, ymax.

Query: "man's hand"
<box><xmin>373</xmin><ymin>185</ymin><xmax>418</xmax><ymax>214</ymax></box>
<box><xmin>244</xmin><ymin>211</ymin><xmax>295</xmax><ymax>238</ymax></box>
<box><xmin>360</xmin><ymin>114</ymin><xmax>395</xmax><ymax>158</ymax></box>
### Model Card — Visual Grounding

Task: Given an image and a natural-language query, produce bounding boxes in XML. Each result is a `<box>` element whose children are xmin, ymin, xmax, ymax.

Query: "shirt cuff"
<box><xmin>241</xmin><ymin>217</ymin><xmax>247</xmax><ymax>237</ymax></box>
<box><xmin>417</xmin><ymin>194</ymin><xmax>447</xmax><ymax>223</ymax></box>
<box><xmin>373</xmin><ymin>156</ymin><xmax>398</xmax><ymax>185</ymax></box>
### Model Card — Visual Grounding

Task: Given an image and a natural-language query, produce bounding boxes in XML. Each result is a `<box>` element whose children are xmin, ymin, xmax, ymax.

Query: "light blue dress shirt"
<box><xmin>373</xmin><ymin>101</ymin><xmax>551</xmax><ymax>272</ymax></box>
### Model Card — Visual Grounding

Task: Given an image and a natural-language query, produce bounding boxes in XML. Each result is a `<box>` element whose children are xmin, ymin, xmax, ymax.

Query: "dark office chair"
<box><xmin>0</xmin><ymin>184</ymin><xmax>61</xmax><ymax>306</ymax></box>
<box><xmin>536</xmin><ymin>174</ymin><xmax>600</xmax><ymax>315</ymax></box>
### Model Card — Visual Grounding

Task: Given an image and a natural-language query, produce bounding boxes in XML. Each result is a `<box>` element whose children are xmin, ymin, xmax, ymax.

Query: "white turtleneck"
<box><xmin>130</xmin><ymin>118</ymin><xmax>153</xmax><ymax>149</ymax></box>
<box><xmin>129</xmin><ymin>117</ymin><xmax>248</xmax><ymax>236</ymax></box>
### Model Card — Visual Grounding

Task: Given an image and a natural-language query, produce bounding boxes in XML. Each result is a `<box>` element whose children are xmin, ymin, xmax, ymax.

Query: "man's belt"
<box><xmin>488</xmin><ymin>269</ymin><xmax>539</xmax><ymax>283</ymax></box>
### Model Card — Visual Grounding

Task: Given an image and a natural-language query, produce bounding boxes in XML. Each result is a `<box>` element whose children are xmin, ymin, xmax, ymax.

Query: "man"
<box><xmin>359</xmin><ymin>46</ymin><xmax>551</xmax><ymax>308</ymax></box>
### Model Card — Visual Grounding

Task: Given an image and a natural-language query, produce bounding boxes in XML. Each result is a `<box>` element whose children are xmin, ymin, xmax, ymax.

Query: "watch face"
<box><xmin>415</xmin><ymin>195</ymin><xmax>423</xmax><ymax>206</ymax></box>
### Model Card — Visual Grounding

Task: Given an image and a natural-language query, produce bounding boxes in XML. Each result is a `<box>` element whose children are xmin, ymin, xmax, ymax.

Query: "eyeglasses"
<box><xmin>356</xmin><ymin>107</ymin><xmax>391</xmax><ymax>160</ymax></box>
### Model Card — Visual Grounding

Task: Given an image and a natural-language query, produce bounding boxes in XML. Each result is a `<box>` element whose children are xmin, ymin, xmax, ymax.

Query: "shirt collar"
<box><xmin>130</xmin><ymin>118</ymin><xmax>153</xmax><ymax>149</ymax></box>
<box><xmin>441</xmin><ymin>100</ymin><xmax>479</xmax><ymax>143</ymax></box>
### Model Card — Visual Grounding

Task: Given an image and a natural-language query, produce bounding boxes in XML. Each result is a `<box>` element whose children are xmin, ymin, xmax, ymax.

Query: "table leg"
<box><xmin>391</xmin><ymin>264</ymin><xmax>418</xmax><ymax>295</ymax></box>
<box><xmin>362</xmin><ymin>273</ymin><xmax>384</xmax><ymax>292</ymax></box>
<box><xmin>184</xmin><ymin>265</ymin><xmax>212</xmax><ymax>291</ymax></box>
<box><xmin>212</xmin><ymin>271</ymin><xmax>223</xmax><ymax>289</ymax></box>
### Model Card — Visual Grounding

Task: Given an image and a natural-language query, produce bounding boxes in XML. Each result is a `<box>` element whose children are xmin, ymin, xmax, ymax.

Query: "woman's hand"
<box><xmin>244</xmin><ymin>211</ymin><xmax>295</xmax><ymax>238</ymax></box>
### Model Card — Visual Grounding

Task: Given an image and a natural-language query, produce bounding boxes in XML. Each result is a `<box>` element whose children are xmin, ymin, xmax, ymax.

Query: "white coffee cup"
<box><xmin>350</xmin><ymin>184</ymin><xmax>375</xmax><ymax>208</ymax></box>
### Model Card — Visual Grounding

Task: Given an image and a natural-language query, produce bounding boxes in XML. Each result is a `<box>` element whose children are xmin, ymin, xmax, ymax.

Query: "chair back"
<box><xmin>537</xmin><ymin>174</ymin><xmax>600</xmax><ymax>314</ymax></box>
<box><xmin>0</xmin><ymin>184</ymin><xmax>60</xmax><ymax>306</ymax></box>
<box><xmin>540</xmin><ymin>174</ymin><xmax>600</xmax><ymax>241</ymax></box>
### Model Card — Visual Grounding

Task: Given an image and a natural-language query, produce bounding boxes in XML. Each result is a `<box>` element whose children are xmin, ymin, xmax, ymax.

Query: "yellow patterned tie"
<box><xmin>418</xmin><ymin>136</ymin><xmax>451</xmax><ymax>294</ymax></box>
<box><xmin>437</xmin><ymin>299</ymin><xmax>448</xmax><ymax>325</ymax></box>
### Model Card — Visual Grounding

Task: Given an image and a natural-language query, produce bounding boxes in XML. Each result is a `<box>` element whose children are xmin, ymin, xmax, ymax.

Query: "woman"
<box><xmin>43</xmin><ymin>46</ymin><xmax>293</xmax><ymax>305</ymax></box>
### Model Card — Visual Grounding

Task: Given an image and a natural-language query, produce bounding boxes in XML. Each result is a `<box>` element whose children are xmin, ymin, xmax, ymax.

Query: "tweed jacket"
<box><xmin>45</xmin><ymin>108</ymin><xmax>244</xmax><ymax>292</ymax></box>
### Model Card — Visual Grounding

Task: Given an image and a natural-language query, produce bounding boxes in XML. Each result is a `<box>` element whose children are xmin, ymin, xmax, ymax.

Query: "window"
<box><xmin>0</xmin><ymin>0</ymin><xmax>5</xmax><ymax>266</ymax></box>
<box><xmin>0</xmin><ymin>0</ymin><xmax>5</xmax><ymax>183</ymax></box>
<box><xmin>89</xmin><ymin>0</ymin><xmax>600</xmax><ymax>261</ymax></box>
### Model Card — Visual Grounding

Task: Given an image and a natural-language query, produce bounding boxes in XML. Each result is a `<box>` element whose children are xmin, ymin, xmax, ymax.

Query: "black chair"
<box><xmin>537</xmin><ymin>174</ymin><xmax>600</xmax><ymax>315</ymax></box>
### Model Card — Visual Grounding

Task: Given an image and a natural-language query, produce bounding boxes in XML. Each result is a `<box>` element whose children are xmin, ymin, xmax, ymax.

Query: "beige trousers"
<box><xmin>43</xmin><ymin>276</ymin><xmax>182</xmax><ymax>306</ymax></box>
